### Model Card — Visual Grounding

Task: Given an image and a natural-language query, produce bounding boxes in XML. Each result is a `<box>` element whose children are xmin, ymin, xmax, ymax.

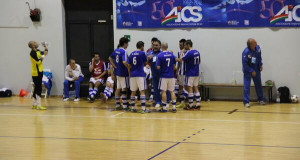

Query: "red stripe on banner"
<box><xmin>270</xmin><ymin>14</ymin><xmax>288</xmax><ymax>21</ymax></box>
<box><xmin>161</xmin><ymin>15</ymin><xmax>177</xmax><ymax>23</ymax></box>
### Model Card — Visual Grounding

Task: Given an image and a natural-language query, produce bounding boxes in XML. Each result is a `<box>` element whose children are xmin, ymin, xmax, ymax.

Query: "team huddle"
<box><xmin>73</xmin><ymin>37</ymin><xmax>201</xmax><ymax>113</ymax></box>
<box><xmin>29</xmin><ymin>37</ymin><xmax>265</xmax><ymax>111</ymax></box>
<box><xmin>61</xmin><ymin>37</ymin><xmax>201</xmax><ymax>113</ymax></box>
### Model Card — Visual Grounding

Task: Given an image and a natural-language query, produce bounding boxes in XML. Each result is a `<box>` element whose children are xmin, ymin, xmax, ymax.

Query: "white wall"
<box><xmin>0</xmin><ymin>0</ymin><xmax>31</xmax><ymax>27</ymax></box>
<box><xmin>0</xmin><ymin>0</ymin><xmax>66</xmax><ymax>95</ymax></box>
<box><xmin>113</xmin><ymin>1</ymin><xmax>300</xmax><ymax>99</ymax></box>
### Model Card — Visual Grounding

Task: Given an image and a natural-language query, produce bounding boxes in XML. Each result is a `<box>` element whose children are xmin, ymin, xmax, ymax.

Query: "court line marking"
<box><xmin>0</xmin><ymin>113</ymin><xmax>300</xmax><ymax>125</ymax></box>
<box><xmin>1</xmin><ymin>135</ymin><xmax>300</xmax><ymax>149</ymax></box>
<box><xmin>147</xmin><ymin>142</ymin><xmax>181</xmax><ymax>160</ymax></box>
<box><xmin>111</xmin><ymin>112</ymin><xmax>124</xmax><ymax>117</ymax></box>
<box><xmin>228</xmin><ymin>109</ymin><xmax>238</xmax><ymax>114</ymax></box>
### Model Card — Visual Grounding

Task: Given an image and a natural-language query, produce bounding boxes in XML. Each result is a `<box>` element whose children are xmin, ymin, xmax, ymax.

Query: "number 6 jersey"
<box><xmin>128</xmin><ymin>50</ymin><xmax>147</xmax><ymax>77</ymax></box>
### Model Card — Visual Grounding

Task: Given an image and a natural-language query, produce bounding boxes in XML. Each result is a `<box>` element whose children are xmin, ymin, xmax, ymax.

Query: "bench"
<box><xmin>199</xmin><ymin>83</ymin><xmax>273</xmax><ymax>103</ymax></box>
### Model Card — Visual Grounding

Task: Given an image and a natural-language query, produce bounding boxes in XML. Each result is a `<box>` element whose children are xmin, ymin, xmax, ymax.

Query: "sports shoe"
<box><xmin>155</xmin><ymin>104</ymin><xmax>161</xmax><ymax>108</ymax></box>
<box><xmin>244</xmin><ymin>103</ymin><xmax>250</xmax><ymax>108</ymax></box>
<box><xmin>159</xmin><ymin>108</ymin><xmax>168</xmax><ymax>112</ymax></box>
<box><xmin>259</xmin><ymin>101</ymin><xmax>265</xmax><ymax>105</ymax></box>
<box><xmin>193</xmin><ymin>106</ymin><xmax>201</xmax><ymax>110</ymax></box>
<box><xmin>37</xmin><ymin>106</ymin><xmax>47</xmax><ymax>110</ymax></box>
<box><xmin>131</xmin><ymin>108</ymin><xmax>137</xmax><ymax>113</ymax></box>
<box><xmin>116</xmin><ymin>106</ymin><xmax>123</xmax><ymax>110</ymax></box>
<box><xmin>172</xmin><ymin>108</ymin><xmax>177</xmax><ymax>113</ymax></box>
<box><xmin>123</xmin><ymin>107</ymin><xmax>130</xmax><ymax>112</ymax></box>
<box><xmin>63</xmin><ymin>98</ymin><xmax>69</xmax><ymax>102</ymax></box>
<box><xmin>176</xmin><ymin>103</ymin><xmax>185</xmax><ymax>108</ymax></box>
<box><xmin>184</xmin><ymin>106</ymin><xmax>192</xmax><ymax>110</ymax></box>
<box><xmin>74</xmin><ymin>98</ymin><xmax>80</xmax><ymax>102</ymax></box>
<box><xmin>141</xmin><ymin>109</ymin><xmax>151</xmax><ymax>114</ymax></box>
<box><xmin>89</xmin><ymin>96</ymin><xmax>95</xmax><ymax>103</ymax></box>
<box><xmin>32</xmin><ymin>105</ymin><xmax>37</xmax><ymax>109</ymax></box>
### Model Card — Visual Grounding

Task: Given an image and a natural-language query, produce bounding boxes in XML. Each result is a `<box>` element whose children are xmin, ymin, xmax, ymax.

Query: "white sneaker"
<box><xmin>63</xmin><ymin>98</ymin><xmax>69</xmax><ymax>102</ymax></box>
<box><xmin>244</xmin><ymin>103</ymin><xmax>250</xmax><ymax>108</ymax></box>
<box><xmin>74</xmin><ymin>98</ymin><xmax>80</xmax><ymax>102</ymax></box>
<box><xmin>155</xmin><ymin>104</ymin><xmax>160</xmax><ymax>108</ymax></box>
<box><xmin>259</xmin><ymin>101</ymin><xmax>265</xmax><ymax>105</ymax></box>
<box><xmin>166</xmin><ymin>104</ymin><xmax>170</xmax><ymax>109</ymax></box>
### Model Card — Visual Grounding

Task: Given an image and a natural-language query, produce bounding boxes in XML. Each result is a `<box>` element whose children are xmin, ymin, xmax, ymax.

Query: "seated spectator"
<box><xmin>63</xmin><ymin>59</ymin><xmax>84</xmax><ymax>102</ymax></box>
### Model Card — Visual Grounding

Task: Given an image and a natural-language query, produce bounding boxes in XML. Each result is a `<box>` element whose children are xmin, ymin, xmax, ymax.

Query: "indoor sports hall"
<box><xmin>0</xmin><ymin>0</ymin><xmax>300</xmax><ymax>160</ymax></box>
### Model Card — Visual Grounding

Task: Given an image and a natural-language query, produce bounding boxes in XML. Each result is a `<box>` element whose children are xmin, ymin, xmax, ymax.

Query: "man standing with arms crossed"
<box><xmin>109</xmin><ymin>37</ymin><xmax>130</xmax><ymax>111</ymax></box>
<box><xmin>179</xmin><ymin>40</ymin><xmax>201</xmax><ymax>110</ymax></box>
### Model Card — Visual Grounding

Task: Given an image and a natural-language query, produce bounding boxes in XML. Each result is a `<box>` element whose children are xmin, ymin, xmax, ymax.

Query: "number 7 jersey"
<box><xmin>156</xmin><ymin>51</ymin><xmax>176</xmax><ymax>78</ymax></box>
<box><xmin>128</xmin><ymin>50</ymin><xmax>147</xmax><ymax>77</ymax></box>
<box><xmin>182</xmin><ymin>49</ymin><xmax>201</xmax><ymax>77</ymax></box>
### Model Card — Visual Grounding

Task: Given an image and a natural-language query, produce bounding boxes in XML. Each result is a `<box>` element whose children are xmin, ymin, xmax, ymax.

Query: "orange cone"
<box><xmin>19</xmin><ymin>89</ymin><xmax>28</xmax><ymax>97</ymax></box>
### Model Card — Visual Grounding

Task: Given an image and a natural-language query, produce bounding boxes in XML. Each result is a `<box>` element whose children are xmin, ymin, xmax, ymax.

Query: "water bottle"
<box><xmin>276</xmin><ymin>91</ymin><xmax>280</xmax><ymax>103</ymax></box>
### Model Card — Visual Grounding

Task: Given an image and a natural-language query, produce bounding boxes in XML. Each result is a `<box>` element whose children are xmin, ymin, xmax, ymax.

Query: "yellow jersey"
<box><xmin>30</xmin><ymin>50</ymin><xmax>43</xmax><ymax>76</ymax></box>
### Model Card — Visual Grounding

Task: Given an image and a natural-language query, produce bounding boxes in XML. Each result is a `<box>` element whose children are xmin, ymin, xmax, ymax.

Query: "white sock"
<box><xmin>36</xmin><ymin>95</ymin><xmax>41</xmax><ymax>107</ymax></box>
<box><xmin>32</xmin><ymin>97</ymin><xmax>37</xmax><ymax>106</ymax></box>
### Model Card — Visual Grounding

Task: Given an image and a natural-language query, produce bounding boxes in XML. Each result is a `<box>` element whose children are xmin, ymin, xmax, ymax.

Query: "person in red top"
<box><xmin>88</xmin><ymin>52</ymin><xmax>107</xmax><ymax>102</ymax></box>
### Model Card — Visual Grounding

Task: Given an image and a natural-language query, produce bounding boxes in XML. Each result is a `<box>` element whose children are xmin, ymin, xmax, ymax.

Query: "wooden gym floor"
<box><xmin>0</xmin><ymin>97</ymin><xmax>300</xmax><ymax>160</ymax></box>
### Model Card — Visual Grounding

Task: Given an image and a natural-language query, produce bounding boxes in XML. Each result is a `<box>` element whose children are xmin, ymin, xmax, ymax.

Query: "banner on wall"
<box><xmin>116</xmin><ymin>0</ymin><xmax>300</xmax><ymax>28</ymax></box>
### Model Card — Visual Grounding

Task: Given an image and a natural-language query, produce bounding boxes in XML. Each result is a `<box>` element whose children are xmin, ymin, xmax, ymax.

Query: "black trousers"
<box><xmin>32</xmin><ymin>73</ymin><xmax>43</xmax><ymax>99</ymax></box>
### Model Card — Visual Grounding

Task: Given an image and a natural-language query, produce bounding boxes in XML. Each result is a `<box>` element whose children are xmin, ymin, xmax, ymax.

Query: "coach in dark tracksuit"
<box><xmin>242</xmin><ymin>38</ymin><xmax>265</xmax><ymax>108</ymax></box>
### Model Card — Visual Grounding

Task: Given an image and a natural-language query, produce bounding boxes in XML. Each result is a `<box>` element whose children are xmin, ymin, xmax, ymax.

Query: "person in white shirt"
<box><xmin>63</xmin><ymin>59</ymin><xmax>84</xmax><ymax>102</ymax></box>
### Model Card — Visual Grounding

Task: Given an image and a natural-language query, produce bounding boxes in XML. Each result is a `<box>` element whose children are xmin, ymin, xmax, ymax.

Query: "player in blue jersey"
<box><xmin>128</xmin><ymin>41</ymin><xmax>151</xmax><ymax>114</ymax></box>
<box><xmin>179</xmin><ymin>40</ymin><xmax>201</xmax><ymax>110</ymax></box>
<box><xmin>176</xmin><ymin>39</ymin><xmax>187</xmax><ymax>108</ymax></box>
<box><xmin>109</xmin><ymin>37</ymin><xmax>130</xmax><ymax>111</ymax></box>
<box><xmin>156</xmin><ymin>42</ymin><xmax>177</xmax><ymax>113</ymax></box>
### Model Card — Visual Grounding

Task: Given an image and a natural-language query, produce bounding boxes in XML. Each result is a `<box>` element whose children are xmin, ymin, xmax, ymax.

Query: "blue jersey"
<box><xmin>128</xmin><ymin>50</ymin><xmax>147</xmax><ymax>77</ymax></box>
<box><xmin>147</xmin><ymin>50</ymin><xmax>161</xmax><ymax>77</ymax></box>
<box><xmin>110</xmin><ymin>48</ymin><xmax>129</xmax><ymax>77</ymax></box>
<box><xmin>156</xmin><ymin>51</ymin><xmax>176</xmax><ymax>78</ymax></box>
<box><xmin>242</xmin><ymin>45</ymin><xmax>262</xmax><ymax>73</ymax></box>
<box><xmin>182</xmin><ymin>49</ymin><xmax>201</xmax><ymax>77</ymax></box>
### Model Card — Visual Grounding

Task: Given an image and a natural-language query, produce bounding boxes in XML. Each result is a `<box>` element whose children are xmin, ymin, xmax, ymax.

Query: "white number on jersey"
<box><xmin>194</xmin><ymin>56</ymin><xmax>200</xmax><ymax>65</ymax></box>
<box><xmin>133</xmin><ymin>57</ymin><xmax>137</xmax><ymax>65</ymax></box>
<box><xmin>116</xmin><ymin>55</ymin><xmax>119</xmax><ymax>63</ymax></box>
<box><xmin>166</xmin><ymin>58</ymin><xmax>170</xmax><ymax>67</ymax></box>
